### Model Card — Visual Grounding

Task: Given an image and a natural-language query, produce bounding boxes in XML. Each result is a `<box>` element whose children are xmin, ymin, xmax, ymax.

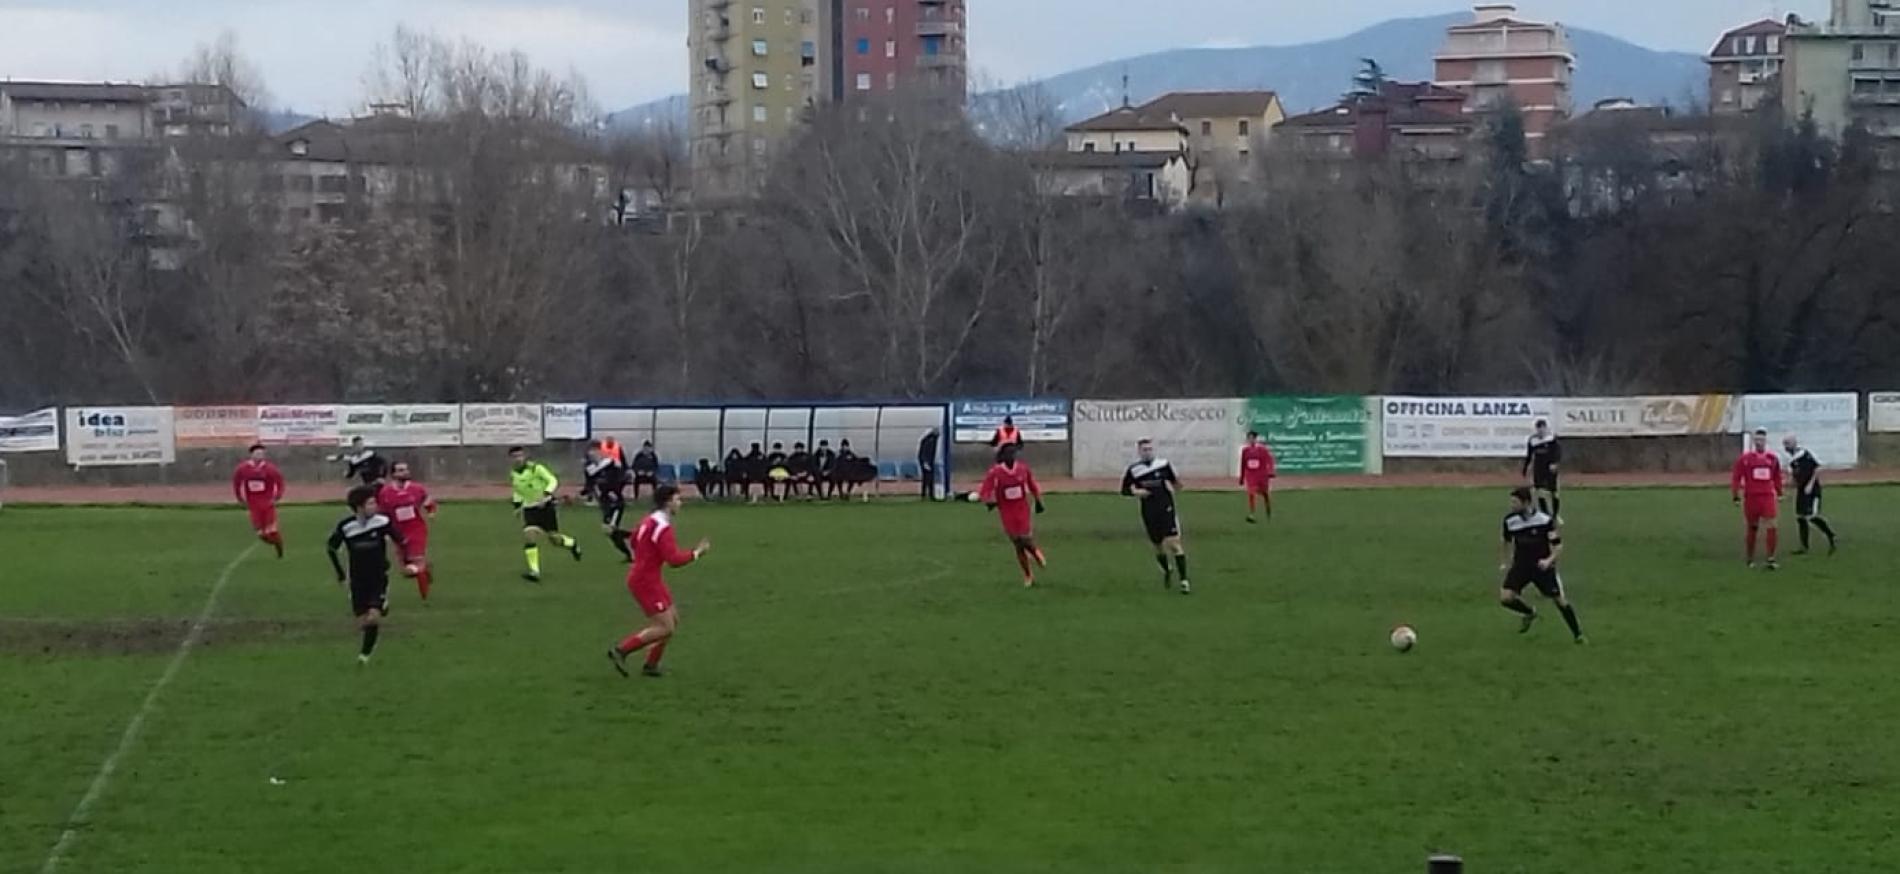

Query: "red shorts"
<box><xmin>630</xmin><ymin>580</ymin><xmax>674</xmax><ymax>617</ymax></box>
<box><xmin>246</xmin><ymin>502</ymin><xmax>277</xmax><ymax>531</ymax></box>
<box><xmin>1244</xmin><ymin>478</ymin><xmax>1273</xmax><ymax>495</ymax></box>
<box><xmin>999</xmin><ymin>507</ymin><xmax>1034</xmax><ymax>540</ymax></box>
<box><xmin>1743</xmin><ymin>494</ymin><xmax>1779</xmax><ymax>524</ymax></box>
<box><xmin>396</xmin><ymin>528</ymin><xmax>429</xmax><ymax>564</ymax></box>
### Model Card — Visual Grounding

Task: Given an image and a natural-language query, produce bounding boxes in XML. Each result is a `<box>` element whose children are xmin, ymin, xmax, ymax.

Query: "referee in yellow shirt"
<box><xmin>510</xmin><ymin>446</ymin><xmax>582</xmax><ymax>582</ymax></box>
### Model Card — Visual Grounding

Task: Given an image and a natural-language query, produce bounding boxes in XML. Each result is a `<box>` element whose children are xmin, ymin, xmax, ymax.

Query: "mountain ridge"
<box><xmin>609</xmin><ymin>12</ymin><xmax>1707</xmax><ymax>133</ymax></box>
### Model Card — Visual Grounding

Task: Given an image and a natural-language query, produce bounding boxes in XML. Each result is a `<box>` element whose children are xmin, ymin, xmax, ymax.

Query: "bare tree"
<box><xmin>766</xmin><ymin>94</ymin><xmax>1017</xmax><ymax>396</ymax></box>
<box><xmin>179</xmin><ymin>30</ymin><xmax>272</xmax><ymax>110</ymax></box>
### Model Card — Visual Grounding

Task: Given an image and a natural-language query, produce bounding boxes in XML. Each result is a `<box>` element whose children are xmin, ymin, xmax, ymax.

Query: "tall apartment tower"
<box><xmin>832</xmin><ymin>0</ymin><xmax>969</xmax><ymax>101</ymax></box>
<box><xmin>688</xmin><ymin>0</ymin><xmax>828</xmax><ymax>202</ymax></box>
<box><xmin>1432</xmin><ymin>4</ymin><xmax>1576</xmax><ymax>152</ymax></box>
<box><xmin>1783</xmin><ymin>0</ymin><xmax>1900</xmax><ymax>137</ymax></box>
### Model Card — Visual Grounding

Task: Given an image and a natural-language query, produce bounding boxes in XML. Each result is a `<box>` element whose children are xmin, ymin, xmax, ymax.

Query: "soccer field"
<box><xmin>4</xmin><ymin>487</ymin><xmax>1898</xmax><ymax>873</ymax></box>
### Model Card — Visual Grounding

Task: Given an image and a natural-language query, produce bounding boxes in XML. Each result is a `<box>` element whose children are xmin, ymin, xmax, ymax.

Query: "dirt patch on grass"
<box><xmin>0</xmin><ymin>617</ymin><xmax>321</xmax><ymax>657</ymax></box>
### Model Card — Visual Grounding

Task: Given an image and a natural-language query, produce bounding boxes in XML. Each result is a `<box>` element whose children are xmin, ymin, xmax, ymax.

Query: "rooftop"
<box><xmin>0</xmin><ymin>81</ymin><xmax>151</xmax><ymax>103</ymax></box>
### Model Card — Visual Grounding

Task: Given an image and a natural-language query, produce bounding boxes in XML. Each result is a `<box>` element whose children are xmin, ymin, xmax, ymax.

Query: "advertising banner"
<box><xmin>1869</xmin><ymin>392</ymin><xmax>1900</xmax><ymax>434</ymax></box>
<box><xmin>0</xmin><ymin>407</ymin><xmax>60</xmax><ymax>453</ymax></box>
<box><xmin>544</xmin><ymin>403</ymin><xmax>589</xmax><ymax>440</ymax></box>
<box><xmin>1382</xmin><ymin>396</ymin><xmax>1555</xmax><ymax>458</ymax></box>
<box><xmin>461</xmin><ymin>403</ymin><xmax>544</xmax><ymax>446</ymax></box>
<box><xmin>1742</xmin><ymin>393</ymin><xmax>1859</xmax><ymax>467</ymax></box>
<box><xmin>337</xmin><ymin>405</ymin><xmax>462</xmax><ymax>447</ymax></box>
<box><xmin>65</xmin><ymin>406</ymin><xmax>176</xmax><ymax>467</ymax></box>
<box><xmin>1072</xmin><ymin>398</ymin><xmax>1243</xmax><ymax>478</ymax></box>
<box><xmin>952</xmin><ymin>400</ymin><xmax>1070</xmax><ymax>443</ymax></box>
<box><xmin>1553</xmin><ymin>396</ymin><xmax>1740</xmax><ymax>437</ymax></box>
<box><xmin>174</xmin><ymin>406</ymin><xmax>260</xmax><ymax>448</ymax></box>
<box><xmin>1241</xmin><ymin>396</ymin><xmax>1375</xmax><ymax>474</ymax></box>
<box><xmin>257</xmin><ymin>405</ymin><xmax>340</xmax><ymax>445</ymax></box>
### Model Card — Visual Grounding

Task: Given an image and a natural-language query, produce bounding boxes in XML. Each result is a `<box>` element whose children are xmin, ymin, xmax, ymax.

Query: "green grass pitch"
<box><xmin>4</xmin><ymin>487</ymin><xmax>1898</xmax><ymax>873</ymax></box>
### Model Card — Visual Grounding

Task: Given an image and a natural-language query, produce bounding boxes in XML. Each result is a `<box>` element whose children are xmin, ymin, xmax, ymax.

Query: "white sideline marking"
<box><xmin>39</xmin><ymin>544</ymin><xmax>258</xmax><ymax>874</ymax></box>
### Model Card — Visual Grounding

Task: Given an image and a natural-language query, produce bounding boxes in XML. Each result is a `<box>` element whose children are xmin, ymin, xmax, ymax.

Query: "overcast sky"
<box><xmin>0</xmin><ymin>0</ymin><xmax>1826</xmax><ymax>113</ymax></box>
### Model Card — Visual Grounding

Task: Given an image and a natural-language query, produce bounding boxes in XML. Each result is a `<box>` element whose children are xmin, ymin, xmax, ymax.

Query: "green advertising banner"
<box><xmin>1242</xmin><ymin>396</ymin><xmax>1373</xmax><ymax>474</ymax></box>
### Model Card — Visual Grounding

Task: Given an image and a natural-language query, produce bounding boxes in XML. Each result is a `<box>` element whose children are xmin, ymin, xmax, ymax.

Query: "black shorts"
<box><xmin>351</xmin><ymin>575</ymin><xmax>390</xmax><ymax>617</ymax></box>
<box><xmin>1504</xmin><ymin>564</ymin><xmax>1564</xmax><ymax>599</ymax></box>
<box><xmin>522</xmin><ymin>504</ymin><xmax>561</xmax><ymax>533</ymax></box>
<box><xmin>599</xmin><ymin>494</ymin><xmax>627</xmax><ymax>529</ymax></box>
<box><xmin>1796</xmin><ymin>488</ymin><xmax>1823</xmax><ymax>518</ymax></box>
<box><xmin>1142</xmin><ymin>503</ymin><xmax>1181</xmax><ymax>545</ymax></box>
<box><xmin>1533</xmin><ymin>472</ymin><xmax>1560</xmax><ymax>492</ymax></box>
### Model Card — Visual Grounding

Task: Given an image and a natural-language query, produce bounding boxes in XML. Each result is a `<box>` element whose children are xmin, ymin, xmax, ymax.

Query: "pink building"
<box><xmin>1433</xmin><ymin>4</ymin><xmax>1577</xmax><ymax>152</ymax></box>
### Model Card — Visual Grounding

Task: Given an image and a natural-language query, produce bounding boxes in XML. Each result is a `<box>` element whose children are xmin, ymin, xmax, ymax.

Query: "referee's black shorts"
<box><xmin>1533</xmin><ymin>471</ymin><xmax>1560</xmax><ymax>492</ymax></box>
<box><xmin>522</xmin><ymin>503</ymin><xmax>561</xmax><ymax>533</ymax></box>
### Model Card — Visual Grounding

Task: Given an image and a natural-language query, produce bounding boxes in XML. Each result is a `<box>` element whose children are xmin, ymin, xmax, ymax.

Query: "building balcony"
<box><xmin>917</xmin><ymin>19</ymin><xmax>961</xmax><ymax>37</ymax></box>
<box><xmin>916</xmin><ymin>54</ymin><xmax>964</xmax><ymax>69</ymax></box>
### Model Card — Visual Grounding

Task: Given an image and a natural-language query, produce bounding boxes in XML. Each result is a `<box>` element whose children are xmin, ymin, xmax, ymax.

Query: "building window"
<box><xmin>105</xmin><ymin>124</ymin><xmax>120</xmax><ymax>139</ymax></box>
<box><xmin>886</xmin><ymin>39</ymin><xmax>896</xmax><ymax>58</ymax></box>
<box><xmin>886</xmin><ymin>7</ymin><xmax>895</xmax><ymax>23</ymax></box>
<box><xmin>784</xmin><ymin>7</ymin><xmax>794</xmax><ymax>24</ymax></box>
<box><xmin>785</xmin><ymin>74</ymin><xmax>795</xmax><ymax>91</ymax></box>
<box><xmin>1890</xmin><ymin>43</ymin><xmax>1900</xmax><ymax>66</ymax></box>
<box><xmin>752</xmin><ymin>7</ymin><xmax>765</xmax><ymax>24</ymax></box>
<box><xmin>1238</xmin><ymin>119</ymin><xmax>1250</xmax><ymax>136</ymax></box>
<box><xmin>752</xmin><ymin>72</ymin><xmax>770</xmax><ymax>89</ymax></box>
<box><xmin>1200</xmin><ymin>120</ymin><xmax>1212</xmax><ymax>135</ymax></box>
<box><xmin>1742</xmin><ymin>35</ymin><xmax>1756</xmax><ymax>55</ymax></box>
<box><xmin>1767</xmin><ymin>35</ymin><xmax>1781</xmax><ymax>55</ymax></box>
<box><xmin>1853</xmin><ymin>43</ymin><xmax>1865</xmax><ymax>62</ymax></box>
<box><xmin>752</xmin><ymin>138</ymin><xmax>767</xmax><ymax>156</ymax></box>
<box><xmin>857</xmin><ymin>37</ymin><xmax>870</xmax><ymax>55</ymax></box>
<box><xmin>786</xmin><ymin>106</ymin><xmax>797</xmax><ymax>123</ymax></box>
<box><xmin>753</xmin><ymin>39</ymin><xmax>768</xmax><ymax>56</ymax></box>
<box><xmin>886</xmin><ymin>72</ymin><xmax>896</xmax><ymax>89</ymax></box>
<box><xmin>79</xmin><ymin>124</ymin><xmax>94</xmax><ymax>138</ymax></box>
<box><xmin>855</xmin><ymin>7</ymin><xmax>869</xmax><ymax>19</ymax></box>
<box><xmin>1083</xmin><ymin>142</ymin><xmax>1096</xmax><ymax>152</ymax></box>
<box><xmin>856</xmin><ymin>73</ymin><xmax>872</xmax><ymax>91</ymax></box>
<box><xmin>753</xmin><ymin>105</ymin><xmax>768</xmax><ymax>122</ymax></box>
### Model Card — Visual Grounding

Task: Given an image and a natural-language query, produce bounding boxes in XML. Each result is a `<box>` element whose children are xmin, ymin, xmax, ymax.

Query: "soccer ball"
<box><xmin>1390</xmin><ymin>625</ymin><xmax>1418</xmax><ymax>653</ymax></box>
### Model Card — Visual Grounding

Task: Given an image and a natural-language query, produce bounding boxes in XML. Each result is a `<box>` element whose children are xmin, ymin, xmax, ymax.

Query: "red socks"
<box><xmin>1015</xmin><ymin>548</ymin><xmax>1033</xmax><ymax>580</ymax></box>
<box><xmin>261</xmin><ymin>532</ymin><xmax>284</xmax><ymax>557</ymax></box>
<box><xmin>1745</xmin><ymin>525</ymin><xmax>1759</xmax><ymax>561</ymax></box>
<box><xmin>416</xmin><ymin>570</ymin><xmax>432</xmax><ymax>601</ymax></box>
<box><xmin>618</xmin><ymin>632</ymin><xmax>649</xmax><ymax>655</ymax></box>
<box><xmin>645</xmin><ymin>640</ymin><xmax>668</xmax><ymax>669</ymax></box>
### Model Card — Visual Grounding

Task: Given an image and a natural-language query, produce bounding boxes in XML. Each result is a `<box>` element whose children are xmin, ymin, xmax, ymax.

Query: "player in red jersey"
<box><xmin>977</xmin><ymin>443</ymin><xmax>1047</xmax><ymax>587</ymax></box>
<box><xmin>1240</xmin><ymin>430</ymin><xmax>1277</xmax><ymax>524</ymax></box>
<box><xmin>607</xmin><ymin>485</ymin><xmax>710</xmax><ymax>679</ymax></box>
<box><xmin>1732</xmin><ymin>428</ymin><xmax>1785</xmax><ymax>570</ymax></box>
<box><xmin>232</xmin><ymin>443</ymin><xmax>287</xmax><ymax>558</ymax></box>
<box><xmin>376</xmin><ymin>462</ymin><xmax>439</xmax><ymax>602</ymax></box>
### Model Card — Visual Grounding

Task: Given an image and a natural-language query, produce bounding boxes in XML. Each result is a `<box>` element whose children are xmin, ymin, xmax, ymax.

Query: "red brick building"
<box><xmin>832</xmin><ymin>0</ymin><xmax>968</xmax><ymax>101</ymax></box>
<box><xmin>1432</xmin><ymin>4</ymin><xmax>1576</xmax><ymax>153</ymax></box>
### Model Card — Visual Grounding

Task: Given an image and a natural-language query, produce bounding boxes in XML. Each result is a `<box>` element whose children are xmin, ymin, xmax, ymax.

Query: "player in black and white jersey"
<box><xmin>1522</xmin><ymin>419</ymin><xmax>1562</xmax><ymax>519</ymax></box>
<box><xmin>1782</xmin><ymin>435</ymin><xmax>1839</xmax><ymax>556</ymax></box>
<box><xmin>330</xmin><ymin>436</ymin><xmax>388</xmax><ymax>487</ymax></box>
<box><xmin>1497</xmin><ymin>486</ymin><xmax>1585</xmax><ymax>644</ymax></box>
<box><xmin>1121</xmin><ymin>439</ymin><xmax>1192</xmax><ymax>594</ymax></box>
<box><xmin>325</xmin><ymin>485</ymin><xmax>406</xmax><ymax>664</ymax></box>
<box><xmin>583</xmin><ymin>441</ymin><xmax>635</xmax><ymax>563</ymax></box>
